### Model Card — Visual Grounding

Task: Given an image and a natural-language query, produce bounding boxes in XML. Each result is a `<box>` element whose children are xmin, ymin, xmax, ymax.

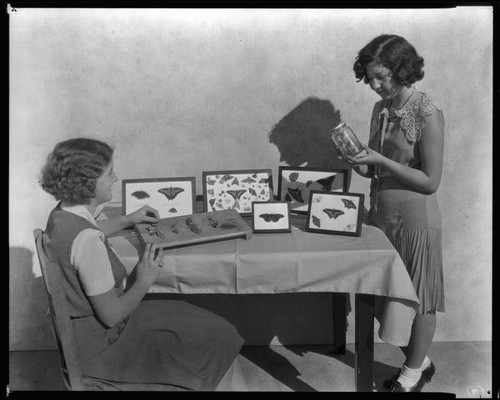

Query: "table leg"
<box><xmin>332</xmin><ymin>293</ymin><xmax>347</xmax><ymax>354</ymax></box>
<box><xmin>355</xmin><ymin>293</ymin><xmax>375</xmax><ymax>392</ymax></box>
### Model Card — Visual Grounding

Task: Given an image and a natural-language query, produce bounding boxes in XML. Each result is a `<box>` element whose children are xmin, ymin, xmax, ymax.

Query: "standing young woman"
<box><xmin>347</xmin><ymin>34</ymin><xmax>445</xmax><ymax>392</ymax></box>
<box><xmin>39</xmin><ymin>138</ymin><xmax>244</xmax><ymax>390</ymax></box>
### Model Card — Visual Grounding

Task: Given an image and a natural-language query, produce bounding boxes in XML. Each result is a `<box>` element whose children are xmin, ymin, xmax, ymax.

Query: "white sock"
<box><xmin>397</xmin><ymin>364</ymin><xmax>422</xmax><ymax>388</ymax></box>
<box><xmin>396</xmin><ymin>356</ymin><xmax>431</xmax><ymax>388</ymax></box>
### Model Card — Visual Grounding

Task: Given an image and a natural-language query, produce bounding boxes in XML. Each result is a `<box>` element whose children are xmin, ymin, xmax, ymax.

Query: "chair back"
<box><xmin>33</xmin><ymin>228</ymin><xmax>87</xmax><ymax>390</ymax></box>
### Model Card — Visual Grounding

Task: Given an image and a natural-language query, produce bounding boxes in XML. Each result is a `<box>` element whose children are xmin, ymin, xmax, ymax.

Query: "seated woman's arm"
<box><xmin>74</xmin><ymin>229</ymin><xmax>163</xmax><ymax>328</ymax></box>
<box><xmin>88</xmin><ymin>242</ymin><xmax>163</xmax><ymax>328</ymax></box>
<box><xmin>97</xmin><ymin>205</ymin><xmax>160</xmax><ymax>236</ymax></box>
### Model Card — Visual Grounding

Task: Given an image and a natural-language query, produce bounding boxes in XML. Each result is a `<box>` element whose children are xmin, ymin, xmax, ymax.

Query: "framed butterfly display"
<box><xmin>251</xmin><ymin>201</ymin><xmax>291</xmax><ymax>233</ymax></box>
<box><xmin>277</xmin><ymin>167</ymin><xmax>348</xmax><ymax>214</ymax></box>
<box><xmin>202</xmin><ymin>169</ymin><xmax>273</xmax><ymax>216</ymax></box>
<box><xmin>122</xmin><ymin>177</ymin><xmax>196</xmax><ymax>219</ymax></box>
<box><xmin>306</xmin><ymin>191</ymin><xmax>364</xmax><ymax>237</ymax></box>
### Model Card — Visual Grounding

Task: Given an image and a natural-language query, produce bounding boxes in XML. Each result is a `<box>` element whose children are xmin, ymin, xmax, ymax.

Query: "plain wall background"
<box><xmin>9</xmin><ymin>7</ymin><xmax>492</xmax><ymax>350</ymax></box>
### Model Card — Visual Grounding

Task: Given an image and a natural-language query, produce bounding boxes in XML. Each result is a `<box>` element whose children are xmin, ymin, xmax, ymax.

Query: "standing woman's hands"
<box><xmin>135</xmin><ymin>242</ymin><xmax>164</xmax><ymax>287</ymax></box>
<box><xmin>346</xmin><ymin>144</ymin><xmax>384</xmax><ymax>166</ymax></box>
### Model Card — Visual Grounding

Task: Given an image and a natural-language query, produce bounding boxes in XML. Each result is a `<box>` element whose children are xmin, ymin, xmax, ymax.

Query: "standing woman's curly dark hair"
<box><xmin>40</xmin><ymin>138</ymin><xmax>114</xmax><ymax>204</ymax></box>
<box><xmin>353</xmin><ymin>34</ymin><xmax>425</xmax><ymax>86</ymax></box>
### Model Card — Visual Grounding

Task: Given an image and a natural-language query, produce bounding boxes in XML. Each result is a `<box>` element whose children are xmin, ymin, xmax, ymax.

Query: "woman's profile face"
<box><xmin>365</xmin><ymin>61</ymin><xmax>401</xmax><ymax>100</ymax></box>
<box><xmin>94</xmin><ymin>160</ymin><xmax>118</xmax><ymax>205</ymax></box>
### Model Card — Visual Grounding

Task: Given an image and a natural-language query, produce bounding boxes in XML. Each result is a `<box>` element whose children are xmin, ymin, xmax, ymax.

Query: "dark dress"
<box><xmin>45</xmin><ymin>204</ymin><xmax>244</xmax><ymax>390</ymax></box>
<box><xmin>368</xmin><ymin>91</ymin><xmax>445</xmax><ymax>315</ymax></box>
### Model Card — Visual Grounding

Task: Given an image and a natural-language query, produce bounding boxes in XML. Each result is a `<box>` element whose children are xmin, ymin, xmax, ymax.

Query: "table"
<box><xmin>101</xmin><ymin>202</ymin><xmax>419</xmax><ymax>392</ymax></box>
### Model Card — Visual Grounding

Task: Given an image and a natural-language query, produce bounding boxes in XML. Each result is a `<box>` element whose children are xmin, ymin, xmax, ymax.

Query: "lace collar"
<box><xmin>377</xmin><ymin>93</ymin><xmax>439</xmax><ymax>142</ymax></box>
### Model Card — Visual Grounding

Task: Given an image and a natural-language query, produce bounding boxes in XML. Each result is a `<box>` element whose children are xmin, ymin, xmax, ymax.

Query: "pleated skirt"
<box><xmin>369</xmin><ymin>177</ymin><xmax>445</xmax><ymax>315</ymax></box>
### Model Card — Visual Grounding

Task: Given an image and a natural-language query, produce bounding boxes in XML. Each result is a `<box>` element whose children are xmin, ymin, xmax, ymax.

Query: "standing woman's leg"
<box><xmin>404</xmin><ymin>314</ymin><xmax>436</xmax><ymax>369</ymax></box>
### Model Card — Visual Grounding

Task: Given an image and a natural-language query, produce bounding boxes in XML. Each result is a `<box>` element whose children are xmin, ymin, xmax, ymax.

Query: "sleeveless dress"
<box><xmin>45</xmin><ymin>204</ymin><xmax>244</xmax><ymax>390</ymax></box>
<box><xmin>368</xmin><ymin>91</ymin><xmax>445</xmax><ymax>315</ymax></box>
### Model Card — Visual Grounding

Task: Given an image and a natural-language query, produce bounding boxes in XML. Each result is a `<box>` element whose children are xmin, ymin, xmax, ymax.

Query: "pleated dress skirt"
<box><xmin>369</xmin><ymin>177</ymin><xmax>445</xmax><ymax>315</ymax></box>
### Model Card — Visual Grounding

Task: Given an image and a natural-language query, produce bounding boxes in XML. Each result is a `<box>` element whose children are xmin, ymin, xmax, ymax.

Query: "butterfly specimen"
<box><xmin>259</xmin><ymin>213</ymin><xmax>285</xmax><ymax>223</ymax></box>
<box><xmin>131</xmin><ymin>190</ymin><xmax>150</xmax><ymax>200</ymax></box>
<box><xmin>227</xmin><ymin>189</ymin><xmax>247</xmax><ymax>210</ymax></box>
<box><xmin>219</xmin><ymin>222</ymin><xmax>237</xmax><ymax>230</ymax></box>
<box><xmin>289</xmin><ymin>172</ymin><xmax>299</xmax><ymax>182</ymax></box>
<box><xmin>248</xmin><ymin>188</ymin><xmax>258</xmax><ymax>197</ymax></box>
<box><xmin>220</xmin><ymin>174</ymin><xmax>234</xmax><ymax>183</ymax></box>
<box><xmin>207</xmin><ymin>216</ymin><xmax>219</xmax><ymax>229</ymax></box>
<box><xmin>209</xmin><ymin>199</ymin><xmax>216</xmax><ymax>207</ymax></box>
<box><xmin>343</xmin><ymin>224</ymin><xmax>356</xmax><ymax>232</ymax></box>
<box><xmin>312</xmin><ymin>215</ymin><xmax>321</xmax><ymax>228</ymax></box>
<box><xmin>231</xmin><ymin>177</ymin><xmax>240</xmax><ymax>186</ymax></box>
<box><xmin>242</xmin><ymin>176</ymin><xmax>256</xmax><ymax>183</ymax></box>
<box><xmin>207</xmin><ymin>189</ymin><xmax>215</xmax><ymax>196</ymax></box>
<box><xmin>168</xmin><ymin>208</ymin><xmax>178</xmax><ymax>213</ymax></box>
<box><xmin>323</xmin><ymin>208</ymin><xmax>344</xmax><ymax>219</ymax></box>
<box><xmin>315</xmin><ymin>175</ymin><xmax>336</xmax><ymax>191</ymax></box>
<box><xmin>341</xmin><ymin>198</ymin><xmax>357</xmax><ymax>209</ymax></box>
<box><xmin>157</xmin><ymin>187</ymin><xmax>184</xmax><ymax>201</ymax></box>
<box><xmin>287</xmin><ymin>187</ymin><xmax>304</xmax><ymax>203</ymax></box>
<box><xmin>207</xmin><ymin>178</ymin><xmax>217</xmax><ymax>186</ymax></box>
<box><xmin>259</xmin><ymin>178</ymin><xmax>270</xmax><ymax>184</ymax></box>
<box><xmin>185</xmin><ymin>218</ymin><xmax>201</xmax><ymax>234</ymax></box>
<box><xmin>227</xmin><ymin>189</ymin><xmax>247</xmax><ymax>200</ymax></box>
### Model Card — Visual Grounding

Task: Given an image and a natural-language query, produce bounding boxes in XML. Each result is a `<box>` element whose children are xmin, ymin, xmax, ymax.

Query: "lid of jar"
<box><xmin>332</xmin><ymin>121</ymin><xmax>346</xmax><ymax>130</ymax></box>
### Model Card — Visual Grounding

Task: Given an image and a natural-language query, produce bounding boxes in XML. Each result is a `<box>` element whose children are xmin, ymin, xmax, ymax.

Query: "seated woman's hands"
<box><xmin>126</xmin><ymin>205</ymin><xmax>160</xmax><ymax>227</ymax></box>
<box><xmin>136</xmin><ymin>242</ymin><xmax>164</xmax><ymax>286</ymax></box>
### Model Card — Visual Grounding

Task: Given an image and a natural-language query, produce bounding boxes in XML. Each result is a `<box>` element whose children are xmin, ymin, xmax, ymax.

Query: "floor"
<box><xmin>8</xmin><ymin>342</ymin><xmax>492</xmax><ymax>396</ymax></box>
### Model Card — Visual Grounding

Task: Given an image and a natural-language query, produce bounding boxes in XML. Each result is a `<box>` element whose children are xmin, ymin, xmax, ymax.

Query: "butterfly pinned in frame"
<box><xmin>242</xmin><ymin>176</ymin><xmax>257</xmax><ymax>183</ymax></box>
<box><xmin>131</xmin><ymin>190</ymin><xmax>150</xmax><ymax>200</ymax></box>
<box><xmin>286</xmin><ymin>187</ymin><xmax>304</xmax><ymax>203</ymax></box>
<box><xmin>259</xmin><ymin>213</ymin><xmax>285</xmax><ymax>223</ymax></box>
<box><xmin>219</xmin><ymin>174</ymin><xmax>234</xmax><ymax>183</ymax></box>
<box><xmin>341</xmin><ymin>198</ymin><xmax>357</xmax><ymax>210</ymax></box>
<box><xmin>312</xmin><ymin>215</ymin><xmax>321</xmax><ymax>228</ymax></box>
<box><xmin>227</xmin><ymin>189</ymin><xmax>247</xmax><ymax>210</ymax></box>
<box><xmin>157</xmin><ymin>187</ymin><xmax>185</xmax><ymax>201</ymax></box>
<box><xmin>322</xmin><ymin>208</ymin><xmax>344</xmax><ymax>219</ymax></box>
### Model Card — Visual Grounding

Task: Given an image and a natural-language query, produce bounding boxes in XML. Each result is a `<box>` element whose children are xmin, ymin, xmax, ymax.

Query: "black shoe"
<box><xmin>383</xmin><ymin>369</ymin><xmax>400</xmax><ymax>389</ymax></box>
<box><xmin>421</xmin><ymin>362</ymin><xmax>436</xmax><ymax>383</ymax></box>
<box><xmin>388</xmin><ymin>374</ymin><xmax>426</xmax><ymax>393</ymax></box>
<box><xmin>383</xmin><ymin>362</ymin><xmax>435</xmax><ymax>389</ymax></box>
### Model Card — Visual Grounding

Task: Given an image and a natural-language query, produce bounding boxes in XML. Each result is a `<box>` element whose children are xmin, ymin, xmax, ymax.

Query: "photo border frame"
<box><xmin>277</xmin><ymin>166</ymin><xmax>349</xmax><ymax>215</ymax></box>
<box><xmin>202</xmin><ymin>169</ymin><xmax>274</xmax><ymax>216</ymax></box>
<box><xmin>251</xmin><ymin>201</ymin><xmax>291</xmax><ymax>233</ymax></box>
<box><xmin>305</xmin><ymin>190</ymin><xmax>364</xmax><ymax>237</ymax></box>
<box><xmin>122</xmin><ymin>177</ymin><xmax>196</xmax><ymax>218</ymax></box>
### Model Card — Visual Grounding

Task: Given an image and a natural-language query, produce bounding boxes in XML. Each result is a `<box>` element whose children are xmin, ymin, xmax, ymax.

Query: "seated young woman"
<box><xmin>39</xmin><ymin>137</ymin><xmax>244</xmax><ymax>391</ymax></box>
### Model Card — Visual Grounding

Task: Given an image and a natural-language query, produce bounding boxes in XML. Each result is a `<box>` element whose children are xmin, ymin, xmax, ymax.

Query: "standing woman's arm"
<box><xmin>378</xmin><ymin>110</ymin><xmax>444</xmax><ymax>193</ymax></box>
<box><xmin>350</xmin><ymin>108</ymin><xmax>444</xmax><ymax>194</ymax></box>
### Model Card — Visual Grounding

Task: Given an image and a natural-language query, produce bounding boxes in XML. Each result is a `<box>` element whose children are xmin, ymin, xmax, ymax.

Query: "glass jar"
<box><xmin>329</xmin><ymin>121</ymin><xmax>364</xmax><ymax>158</ymax></box>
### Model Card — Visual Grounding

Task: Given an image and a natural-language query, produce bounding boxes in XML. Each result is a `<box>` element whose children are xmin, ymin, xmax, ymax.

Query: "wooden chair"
<box><xmin>33</xmin><ymin>228</ymin><xmax>88</xmax><ymax>390</ymax></box>
<box><xmin>33</xmin><ymin>229</ymin><xmax>186</xmax><ymax>391</ymax></box>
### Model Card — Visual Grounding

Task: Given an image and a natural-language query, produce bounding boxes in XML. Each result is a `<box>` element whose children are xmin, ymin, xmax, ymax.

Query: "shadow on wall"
<box><xmin>9</xmin><ymin>247</ymin><xmax>56</xmax><ymax>351</ymax></box>
<box><xmin>268</xmin><ymin>96</ymin><xmax>352</xmax><ymax>188</ymax></box>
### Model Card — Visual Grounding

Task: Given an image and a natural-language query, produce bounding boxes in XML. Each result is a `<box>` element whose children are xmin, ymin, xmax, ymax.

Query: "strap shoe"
<box><xmin>383</xmin><ymin>362</ymin><xmax>435</xmax><ymax>389</ymax></box>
